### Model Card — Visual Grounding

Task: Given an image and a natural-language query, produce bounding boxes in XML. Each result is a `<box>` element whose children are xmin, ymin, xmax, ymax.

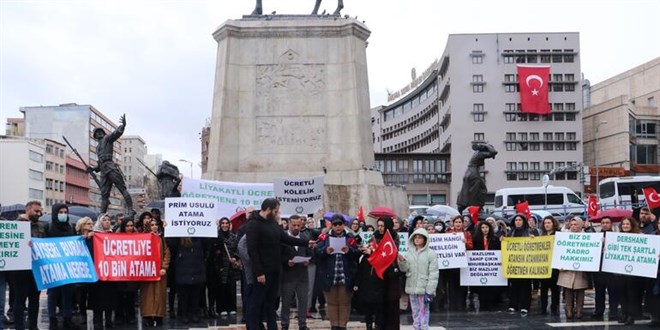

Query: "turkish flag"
<box><xmin>643</xmin><ymin>187</ymin><xmax>660</xmax><ymax>209</ymax></box>
<box><xmin>515</xmin><ymin>201</ymin><xmax>532</xmax><ymax>219</ymax></box>
<box><xmin>517</xmin><ymin>65</ymin><xmax>551</xmax><ymax>115</ymax></box>
<box><xmin>468</xmin><ymin>206</ymin><xmax>480</xmax><ymax>225</ymax></box>
<box><xmin>367</xmin><ymin>230</ymin><xmax>397</xmax><ymax>280</ymax></box>
<box><xmin>357</xmin><ymin>206</ymin><xmax>365</xmax><ymax>221</ymax></box>
<box><xmin>587</xmin><ymin>196</ymin><xmax>599</xmax><ymax>217</ymax></box>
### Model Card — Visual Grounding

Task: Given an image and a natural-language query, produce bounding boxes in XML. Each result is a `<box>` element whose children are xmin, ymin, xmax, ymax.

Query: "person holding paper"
<box><xmin>445</xmin><ymin>215</ymin><xmax>473</xmax><ymax>312</ymax></box>
<box><xmin>280</xmin><ymin>215</ymin><xmax>313</xmax><ymax>330</ymax></box>
<box><xmin>89</xmin><ymin>213</ymin><xmax>118</xmax><ymax>329</ymax></box>
<box><xmin>648</xmin><ymin>220</ymin><xmax>660</xmax><ymax>327</ymax></box>
<box><xmin>615</xmin><ymin>217</ymin><xmax>644</xmax><ymax>325</ymax></box>
<box><xmin>557</xmin><ymin>218</ymin><xmax>589</xmax><ymax>320</ymax></box>
<box><xmin>539</xmin><ymin>216</ymin><xmax>561</xmax><ymax>317</ymax></box>
<box><xmin>472</xmin><ymin>221</ymin><xmax>503</xmax><ymax>311</ymax></box>
<box><xmin>507</xmin><ymin>214</ymin><xmax>534</xmax><ymax>316</ymax></box>
<box><xmin>591</xmin><ymin>216</ymin><xmax>618</xmax><ymax>321</ymax></box>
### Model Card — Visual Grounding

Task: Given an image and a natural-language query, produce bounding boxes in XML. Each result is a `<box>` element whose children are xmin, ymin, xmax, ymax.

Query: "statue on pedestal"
<box><xmin>457</xmin><ymin>143</ymin><xmax>498</xmax><ymax>215</ymax></box>
<box><xmin>251</xmin><ymin>0</ymin><xmax>344</xmax><ymax>16</ymax></box>
<box><xmin>156</xmin><ymin>161</ymin><xmax>182</xmax><ymax>199</ymax></box>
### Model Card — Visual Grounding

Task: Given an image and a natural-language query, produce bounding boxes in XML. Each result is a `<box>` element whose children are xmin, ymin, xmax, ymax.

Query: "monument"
<box><xmin>205</xmin><ymin>11</ymin><xmax>407</xmax><ymax>216</ymax></box>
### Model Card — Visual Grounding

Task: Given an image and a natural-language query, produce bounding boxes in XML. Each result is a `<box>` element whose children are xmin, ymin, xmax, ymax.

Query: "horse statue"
<box><xmin>456</xmin><ymin>143</ymin><xmax>498</xmax><ymax>215</ymax></box>
<box><xmin>251</xmin><ymin>0</ymin><xmax>344</xmax><ymax>16</ymax></box>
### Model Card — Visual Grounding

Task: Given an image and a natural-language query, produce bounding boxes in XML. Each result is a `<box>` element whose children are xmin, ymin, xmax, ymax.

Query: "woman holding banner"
<box><xmin>507</xmin><ymin>214</ymin><xmax>533</xmax><ymax>316</ymax></box>
<box><xmin>445</xmin><ymin>215</ymin><xmax>473</xmax><ymax>311</ymax></box>
<box><xmin>539</xmin><ymin>216</ymin><xmax>561</xmax><ymax>317</ymax></box>
<box><xmin>615</xmin><ymin>217</ymin><xmax>644</xmax><ymax>325</ymax></box>
<box><xmin>89</xmin><ymin>213</ymin><xmax>118</xmax><ymax>328</ymax></box>
<box><xmin>472</xmin><ymin>221</ymin><xmax>502</xmax><ymax>311</ymax></box>
<box><xmin>141</xmin><ymin>218</ymin><xmax>171</xmax><ymax>327</ymax></box>
<box><xmin>557</xmin><ymin>218</ymin><xmax>588</xmax><ymax>320</ymax></box>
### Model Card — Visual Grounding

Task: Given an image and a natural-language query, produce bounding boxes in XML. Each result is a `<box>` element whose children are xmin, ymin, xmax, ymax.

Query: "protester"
<box><xmin>648</xmin><ymin>219</ymin><xmax>660</xmax><ymax>327</ymax></box>
<box><xmin>507</xmin><ymin>213</ymin><xmax>534</xmax><ymax>316</ymax></box>
<box><xmin>89</xmin><ymin>213</ymin><xmax>117</xmax><ymax>329</ymax></box>
<box><xmin>302</xmin><ymin>216</ymin><xmax>323</xmax><ymax>318</ymax></box>
<box><xmin>557</xmin><ymin>217</ymin><xmax>589</xmax><ymax>320</ymax></box>
<box><xmin>350</xmin><ymin>219</ymin><xmax>361</xmax><ymax>234</ymax></box>
<box><xmin>115</xmin><ymin>218</ymin><xmax>139</xmax><ymax>325</ymax></box>
<box><xmin>408</xmin><ymin>216</ymin><xmax>425</xmax><ymax>236</ymax></box>
<box><xmin>316</xmin><ymin>214</ymin><xmax>359</xmax><ymax>330</ymax></box>
<box><xmin>639</xmin><ymin>207</ymin><xmax>657</xmax><ymax>234</ymax></box>
<box><xmin>45</xmin><ymin>203</ymin><xmax>80</xmax><ymax>330</ymax></box>
<box><xmin>209</xmin><ymin>217</ymin><xmax>239</xmax><ymax>317</ymax></box>
<box><xmin>398</xmin><ymin>228</ymin><xmax>439</xmax><ymax>330</ymax></box>
<box><xmin>150</xmin><ymin>208</ymin><xmax>164</xmax><ymax>234</ymax></box>
<box><xmin>168</xmin><ymin>236</ymin><xmax>208</xmax><ymax>324</ymax></box>
<box><xmin>445</xmin><ymin>215</ymin><xmax>473</xmax><ymax>311</ymax></box>
<box><xmin>136</xmin><ymin>211</ymin><xmax>153</xmax><ymax>234</ymax></box>
<box><xmin>141</xmin><ymin>218</ymin><xmax>171</xmax><ymax>327</ymax></box>
<box><xmin>73</xmin><ymin>217</ymin><xmax>94</xmax><ymax>324</ymax></box>
<box><xmin>615</xmin><ymin>217</ymin><xmax>644</xmax><ymax>325</ymax></box>
<box><xmin>591</xmin><ymin>216</ymin><xmax>618</xmax><ymax>320</ymax></box>
<box><xmin>471</xmin><ymin>221</ymin><xmax>503</xmax><ymax>311</ymax></box>
<box><xmin>280</xmin><ymin>215</ymin><xmax>313</xmax><ymax>330</ymax></box>
<box><xmin>539</xmin><ymin>215</ymin><xmax>561</xmax><ymax>316</ymax></box>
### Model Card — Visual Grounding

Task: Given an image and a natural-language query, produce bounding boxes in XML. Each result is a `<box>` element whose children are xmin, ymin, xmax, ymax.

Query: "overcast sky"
<box><xmin>1</xmin><ymin>0</ymin><xmax>658</xmax><ymax>179</ymax></box>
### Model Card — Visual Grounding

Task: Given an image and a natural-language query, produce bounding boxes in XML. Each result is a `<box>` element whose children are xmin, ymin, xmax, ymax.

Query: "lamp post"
<box><xmin>595</xmin><ymin>120</ymin><xmax>607</xmax><ymax>198</ymax></box>
<box><xmin>179</xmin><ymin>159</ymin><xmax>193</xmax><ymax>178</ymax></box>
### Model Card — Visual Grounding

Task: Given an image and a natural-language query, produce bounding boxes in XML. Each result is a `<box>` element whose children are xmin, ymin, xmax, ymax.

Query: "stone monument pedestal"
<box><xmin>206</xmin><ymin>16</ymin><xmax>407</xmax><ymax>217</ymax></box>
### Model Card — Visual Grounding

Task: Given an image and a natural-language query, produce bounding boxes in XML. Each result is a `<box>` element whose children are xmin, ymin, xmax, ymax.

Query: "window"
<box><xmin>566</xmin><ymin>113</ymin><xmax>576</xmax><ymax>121</ymax></box>
<box><xmin>565</xmin><ymin>74</ymin><xmax>575</xmax><ymax>82</ymax></box>
<box><xmin>474</xmin><ymin>133</ymin><xmax>485</xmax><ymax>141</ymax></box>
<box><xmin>46</xmin><ymin>161</ymin><xmax>53</xmax><ymax>171</ymax></box>
<box><xmin>540</xmin><ymin>49</ymin><xmax>551</xmax><ymax>63</ymax></box>
<box><xmin>555</xmin><ymin>133</ymin><xmax>564</xmax><ymax>141</ymax></box>
<box><xmin>543</xmin><ymin>142</ymin><xmax>553</xmax><ymax>151</ymax></box>
<box><xmin>552</xmin><ymin>49</ymin><xmax>563</xmax><ymax>63</ymax></box>
<box><xmin>554</xmin><ymin>113</ymin><xmax>565</xmax><ymax>121</ymax></box>
<box><xmin>544</xmin><ymin>162</ymin><xmax>554</xmax><ymax>171</ymax></box>
<box><xmin>554</xmin><ymin>103</ymin><xmax>564</xmax><ymax>112</ymax></box>
<box><xmin>543</xmin><ymin>132</ymin><xmax>553</xmax><ymax>141</ymax></box>
<box><xmin>633</xmin><ymin>144</ymin><xmax>658</xmax><ymax>164</ymax></box>
<box><xmin>506</xmin><ymin>132</ymin><xmax>516</xmax><ymax>141</ymax></box>
<box><xmin>29</xmin><ymin>151</ymin><xmax>43</xmax><ymax>163</ymax></box>
<box><xmin>564</xmin><ymin>49</ymin><xmax>574</xmax><ymax>63</ymax></box>
<box><xmin>46</xmin><ymin>145</ymin><xmax>53</xmax><ymax>154</ymax></box>
<box><xmin>506</xmin><ymin>143</ymin><xmax>516</xmax><ymax>151</ymax></box>
<box><xmin>567</xmin><ymin>142</ymin><xmax>577</xmax><ymax>150</ymax></box>
<box><xmin>515</xmin><ymin>50</ymin><xmax>526</xmax><ymax>63</ymax></box>
<box><xmin>555</xmin><ymin>142</ymin><xmax>565</xmax><ymax>150</ymax></box>
<box><xmin>506</xmin><ymin>162</ymin><xmax>517</xmax><ymax>181</ymax></box>
<box><xmin>473</xmin><ymin>85</ymin><xmax>483</xmax><ymax>93</ymax></box>
<box><xmin>29</xmin><ymin>188</ymin><xmax>43</xmax><ymax>200</ymax></box>
<box><xmin>634</xmin><ymin>120</ymin><xmax>657</xmax><ymax>138</ymax></box>
<box><xmin>505</xmin><ymin>85</ymin><xmax>517</xmax><ymax>93</ymax></box>
<box><xmin>472</xmin><ymin>56</ymin><xmax>483</xmax><ymax>64</ymax></box>
<box><xmin>530</xmin><ymin>142</ymin><xmax>540</xmax><ymax>151</ymax></box>
<box><xmin>530</xmin><ymin>133</ymin><xmax>540</xmax><ymax>141</ymax></box>
<box><xmin>504</xmin><ymin>74</ymin><xmax>516</xmax><ymax>82</ymax></box>
<box><xmin>519</xmin><ymin>162</ymin><xmax>529</xmax><ymax>180</ymax></box>
<box><xmin>46</xmin><ymin>179</ymin><xmax>53</xmax><ymax>190</ymax></box>
<box><xmin>566</xmin><ymin>103</ymin><xmax>576</xmax><ymax>111</ymax></box>
<box><xmin>505</xmin><ymin>113</ymin><xmax>516</xmax><ymax>122</ymax></box>
<box><xmin>472</xmin><ymin>75</ymin><xmax>483</xmax><ymax>82</ymax></box>
<box><xmin>565</xmin><ymin>84</ymin><xmax>575</xmax><ymax>92</ymax></box>
<box><xmin>567</xmin><ymin>132</ymin><xmax>576</xmax><ymax>140</ymax></box>
<box><xmin>473</xmin><ymin>104</ymin><xmax>485</xmax><ymax>122</ymax></box>
<box><xmin>650</xmin><ymin>97</ymin><xmax>657</xmax><ymax>107</ymax></box>
<box><xmin>503</xmin><ymin>50</ymin><xmax>514</xmax><ymax>64</ymax></box>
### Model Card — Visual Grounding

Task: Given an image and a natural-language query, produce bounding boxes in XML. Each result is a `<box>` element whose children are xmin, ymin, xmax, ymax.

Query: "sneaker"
<box><xmin>508</xmin><ymin>308</ymin><xmax>516</xmax><ymax>312</ymax></box>
<box><xmin>521</xmin><ymin>309</ymin><xmax>528</xmax><ymax>316</ymax></box>
<box><xmin>229</xmin><ymin>311</ymin><xmax>237</xmax><ymax>315</ymax></box>
<box><xmin>221</xmin><ymin>311</ymin><xmax>228</xmax><ymax>317</ymax></box>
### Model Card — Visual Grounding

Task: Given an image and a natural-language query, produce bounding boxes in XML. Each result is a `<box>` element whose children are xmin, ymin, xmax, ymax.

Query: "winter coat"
<box><xmin>314</xmin><ymin>229</ymin><xmax>359</xmax><ymax>292</ymax></box>
<box><xmin>208</xmin><ymin>229</ymin><xmax>239</xmax><ymax>284</ymax></box>
<box><xmin>168</xmin><ymin>237</ymin><xmax>208</xmax><ymax>285</ymax></box>
<box><xmin>398</xmin><ymin>228</ymin><xmax>439</xmax><ymax>296</ymax></box>
<box><xmin>141</xmin><ymin>235</ymin><xmax>171</xmax><ymax>317</ymax></box>
<box><xmin>46</xmin><ymin>203</ymin><xmax>75</xmax><ymax>237</ymax></box>
<box><xmin>508</xmin><ymin>214</ymin><xmax>533</xmax><ymax>237</ymax></box>
<box><xmin>557</xmin><ymin>270</ymin><xmax>588</xmax><ymax>290</ymax></box>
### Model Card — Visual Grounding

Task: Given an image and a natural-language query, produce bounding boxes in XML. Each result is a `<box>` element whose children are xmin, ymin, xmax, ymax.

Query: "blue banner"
<box><xmin>31</xmin><ymin>236</ymin><xmax>98</xmax><ymax>290</ymax></box>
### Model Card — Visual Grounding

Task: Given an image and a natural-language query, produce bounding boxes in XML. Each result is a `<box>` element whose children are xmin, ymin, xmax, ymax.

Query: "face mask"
<box><xmin>57</xmin><ymin>214</ymin><xmax>68</xmax><ymax>222</ymax></box>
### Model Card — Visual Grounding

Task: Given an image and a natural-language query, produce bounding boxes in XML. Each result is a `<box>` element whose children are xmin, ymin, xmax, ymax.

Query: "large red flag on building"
<box><xmin>643</xmin><ymin>187</ymin><xmax>660</xmax><ymax>209</ymax></box>
<box><xmin>515</xmin><ymin>201</ymin><xmax>532</xmax><ymax>219</ymax></box>
<box><xmin>367</xmin><ymin>230</ymin><xmax>397</xmax><ymax>279</ymax></box>
<box><xmin>587</xmin><ymin>196</ymin><xmax>599</xmax><ymax>218</ymax></box>
<box><xmin>517</xmin><ymin>65</ymin><xmax>551</xmax><ymax>115</ymax></box>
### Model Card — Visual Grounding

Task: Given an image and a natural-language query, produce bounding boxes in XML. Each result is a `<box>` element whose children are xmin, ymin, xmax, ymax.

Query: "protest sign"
<box><xmin>551</xmin><ymin>232</ymin><xmax>603</xmax><ymax>271</ymax></box>
<box><xmin>602</xmin><ymin>232</ymin><xmax>660</xmax><ymax>278</ymax></box>
<box><xmin>274</xmin><ymin>176</ymin><xmax>324</xmax><ymax>215</ymax></box>
<box><xmin>93</xmin><ymin>233</ymin><xmax>162</xmax><ymax>281</ymax></box>
<box><xmin>359</xmin><ymin>232</ymin><xmax>409</xmax><ymax>254</ymax></box>
<box><xmin>428</xmin><ymin>233</ymin><xmax>467</xmax><ymax>269</ymax></box>
<box><xmin>501</xmin><ymin>236</ymin><xmax>553</xmax><ymax>279</ymax></box>
<box><xmin>0</xmin><ymin>220</ymin><xmax>31</xmax><ymax>271</ymax></box>
<box><xmin>181</xmin><ymin>177</ymin><xmax>274</xmax><ymax>216</ymax></box>
<box><xmin>31</xmin><ymin>236</ymin><xmax>98</xmax><ymax>290</ymax></box>
<box><xmin>164</xmin><ymin>198</ymin><xmax>219</xmax><ymax>238</ymax></box>
<box><xmin>460</xmin><ymin>251</ymin><xmax>507</xmax><ymax>286</ymax></box>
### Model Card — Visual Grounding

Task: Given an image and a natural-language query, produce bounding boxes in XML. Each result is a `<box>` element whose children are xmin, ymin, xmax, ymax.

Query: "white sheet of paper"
<box><xmin>291</xmin><ymin>256</ymin><xmax>311</xmax><ymax>264</ymax></box>
<box><xmin>329</xmin><ymin>236</ymin><xmax>346</xmax><ymax>254</ymax></box>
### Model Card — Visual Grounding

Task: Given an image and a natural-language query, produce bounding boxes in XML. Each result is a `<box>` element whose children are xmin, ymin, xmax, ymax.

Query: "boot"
<box><xmin>564</xmin><ymin>289</ymin><xmax>573</xmax><ymax>320</ymax></box>
<box><xmin>575</xmin><ymin>290</ymin><xmax>585</xmax><ymax>319</ymax></box>
<box><xmin>49</xmin><ymin>317</ymin><xmax>58</xmax><ymax>330</ymax></box>
<box><xmin>64</xmin><ymin>317</ymin><xmax>80</xmax><ymax>330</ymax></box>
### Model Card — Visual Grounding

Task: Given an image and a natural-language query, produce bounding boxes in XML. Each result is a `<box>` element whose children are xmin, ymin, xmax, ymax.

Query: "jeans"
<box><xmin>47</xmin><ymin>284</ymin><xmax>74</xmax><ymax>319</ymax></box>
<box><xmin>246</xmin><ymin>272</ymin><xmax>280</xmax><ymax>330</ymax></box>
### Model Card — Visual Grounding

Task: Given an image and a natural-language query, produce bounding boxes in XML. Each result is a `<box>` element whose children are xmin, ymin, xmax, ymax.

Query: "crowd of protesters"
<box><xmin>2</xmin><ymin>199</ymin><xmax>660</xmax><ymax>330</ymax></box>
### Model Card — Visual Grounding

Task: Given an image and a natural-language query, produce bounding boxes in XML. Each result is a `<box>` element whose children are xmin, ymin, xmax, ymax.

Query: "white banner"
<box><xmin>428</xmin><ymin>233</ymin><xmax>467</xmax><ymax>269</ymax></box>
<box><xmin>602</xmin><ymin>232</ymin><xmax>660</xmax><ymax>278</ymax></box>
<box><xmin>551</xmin><ymin>232</ymin><xmax>603</xmax><ymax>272</ymax></box>
<box><xmin>460</xmin><ymin>251</ymin><xmax>507</xmax><ymax>286</ymax></box>
<box><xmin>164</xmin><ymin>198</ymin><xmax>219</xmax><ymax>238</ymax></box>
<box><xmin>181</xmin><ymin>177</ymin><xmax>274</xmax><ymax>217</ymax></box>
<box><xmin>359</xmin><ymin>231</ymin><xmax>409</xmax><ymax>254</ymax></box>
<box><xmin>0</xmin><ymin>220</ymin><xmax>32</xmax><ymax>271</ymax></box>
<box><xmin>274</xmin><ymin>176</ymin><xmax>324</xmax><ymax>215</ymax></box>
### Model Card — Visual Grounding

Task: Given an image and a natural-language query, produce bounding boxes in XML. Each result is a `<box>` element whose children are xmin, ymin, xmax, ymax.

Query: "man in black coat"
<box><xmin>280</xmin><ymin>215</ymin><xmax>313</xmax><ymax>330</ymax></box>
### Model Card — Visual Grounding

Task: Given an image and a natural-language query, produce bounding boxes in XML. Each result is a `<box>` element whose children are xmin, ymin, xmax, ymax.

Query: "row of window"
<box><xmin>45</xmin><ymin>161</ymin><xmax>65</xmax><ymax>174</ymax></box>
<box><xmin>29</xmin><ymin>150</ymin><xmax>43</xmax><ymax>163</ymax></box>
<box><xmin>383</xmin><ymin>108</ymin><xmax>438</xmax><ymax>141</ymax></box>
<box><xmin>505</xmin><ymin>132</ymin><xmax>578</xmax><ymax>141</ymax></box>
<box><xmin>383</xmin><ymin>173</ymin><xmax>449</xmax><ymax>185</ymax></box>
<box><xmin>45</xmin><ymin>199</ymin><xmax>65</xmax><ymax>207</ymax></box>
<box><xmin>630</xmin><ymin>118</ymin><xmax>658</xmax><ymax>139</ymax></box>
<box><xmin>383</xmin><ymin>124</ymin><xmax>440</xmax><ymax>153</ymax></box>
<box><xmin>631</xmin><ymin>144</ymin><xmax>658</xmax><ymax>165</ymax></box>
<box><xmin>45</xmin><ymin>144</ymin><xmax>65</xmax><ymax>158</ymax></box>
<box><xmin>505</xmin><ymin>161</ymin><xmax>579</xmax><ymax>181</ymax></box>
<box><xmin>503</xmin><ymin>73</ymin><xmax>576</xmax><ymax>83</ymax></box>
<box><xmin>383</xmin><ymin>81</ymin><xmax>437</xmax><ymax>122</ymax></box>
<box><xmin>46</xmin><ymin>179</ymin><xmax>65</xmax><ymax>192</ymax></box>
<box><xmin>29</xmin><ymin>169</ymin><xmax>43</xmax><ymax>181</ymax></box>
<box><xmin>377</xmin><ymin>159</ymin><xmax>448</xmax><ymax>174</ymax></box>
<box><xmin>471</xmin><ymin>103</ymin><xmax>577</xmax><ymax>122</ymax></box>
<box><xmin>504</xmin><ymin>112</ymin><xmax>577</xmax><ymax>122</ymax></box>
<box><xmin>502</xmin><ymin>49</ymin><xmax>575</xmax><ymax>64</ymax></box>
<box><xmin>501</xmin><ymin>83</ymin><xmax>575</xmax><ymax>93</ymax></box>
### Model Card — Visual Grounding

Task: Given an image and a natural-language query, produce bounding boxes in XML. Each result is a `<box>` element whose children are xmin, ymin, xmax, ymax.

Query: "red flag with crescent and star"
<box><xmin>367</xmin><ymin>230</ymin><xmax>397</xmax><ymax>279</ymax></box>
<box><xmin>643</xmin><ymin>187</ymin><xmax>660</xmax><ymax>209</ymax></box>
<box><xmin>357</xmin><ymin>206</ymin><xmax>365</xmax><ymax>221</ymax></box>
<box><xmin>515</xmin><ymin>201</ymin><xmax>532</xmax><ymax>219</ymax></box>
<box><xmin>468</xmin><ymin>206</ymin><xmax>480</xmax><ymax>225</ymax></box>
<box><xmin>587</xmin><ymin>196</ymin><xmax>599</xmax><ymax>217</ymax></box>
<box><xmin>517</xmin><ymin>65</ymin><xmax>551</xmax><ymax>115</ymax></box>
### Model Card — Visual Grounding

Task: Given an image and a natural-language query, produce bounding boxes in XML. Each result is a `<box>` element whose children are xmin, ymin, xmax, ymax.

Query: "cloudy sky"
<box><xmin>1</xmin><ymin>0</ymin><xmax>658</xmax><ymax>179</ymax></box>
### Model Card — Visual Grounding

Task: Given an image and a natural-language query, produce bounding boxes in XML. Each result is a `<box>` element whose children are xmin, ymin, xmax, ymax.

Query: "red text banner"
<box><xmin>93</xmin><ymin>233</ymin><xmax>161</xmax><ymax>281</ymax></box>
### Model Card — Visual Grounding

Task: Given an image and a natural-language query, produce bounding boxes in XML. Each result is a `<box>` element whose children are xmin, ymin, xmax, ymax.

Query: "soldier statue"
<box><xmin>88</xmin><ymin>114</ymin><xmax>135</xmax><ymax>218</ymax></box>
<box><xmin>456</xmin><ymin>143</ymin><xmax>498</xmax><ymax>215</ymax></box>
<box><xmin>156</xmin><ymin>160</ymin><xmax>182</xmax><ymax>199</ymax></box>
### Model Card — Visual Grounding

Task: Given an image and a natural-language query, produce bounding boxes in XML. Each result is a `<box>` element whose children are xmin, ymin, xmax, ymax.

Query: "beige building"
<box><xmin>583</xmin><ymin>57</ymin><xmax>660</xmax><ymax>193</ymax></box>
<box><xmin>0</xmin><ymin>136</ymin><xmax>46</xmax><ymax>206</ymax></box>
<box><xmin>44</xmin><ymin>139</ymin><xmax>67</xmax><ymax>208</ymax></box>
<box><xmin>120</xmin><ymin>135</ymin><xmax>147</xmax><ymax>188</ymax></box>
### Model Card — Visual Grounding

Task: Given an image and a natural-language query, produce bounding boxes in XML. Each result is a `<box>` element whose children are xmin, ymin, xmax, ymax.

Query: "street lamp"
<box><xmin>595</xmin><ymin>120</ymin><xmax>608</xmax><ymax>198</ymax></box>
<box><xmin>179</xmin><ymin>159</ymin><xmax>193</xmax><ymax>178</ymax></box>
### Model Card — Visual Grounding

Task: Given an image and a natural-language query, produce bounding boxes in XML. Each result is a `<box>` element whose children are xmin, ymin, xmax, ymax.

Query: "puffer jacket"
<box><xmin>398</xmin><ymin>228</ymin><xmax>439</xmax><ymax>295</ymax></box>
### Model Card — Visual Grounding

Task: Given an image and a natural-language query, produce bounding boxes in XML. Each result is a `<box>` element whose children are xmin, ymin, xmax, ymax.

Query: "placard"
<box><xmin>31</xmin><ymin>236</ymin><xmax>98</xmax><ymax>290</ymax></box>
<box><xmin>181</xmin><ymin>177</ymin><xmax>273</xmax><ymax>216</ymax></box>
<box><xmin>93</xmin><ymin>233</ymin><xmax>162</xmax><ymax>281</ymax></box>
<box><xmin>274</xmin><ymin>176</ymin><xmax>324</xmax><ymax>215</ymax></box>
<box><xmin>164</xmin><ymin>198</ymin><xmax>219</xmax><ymax>238</ymax></box>
<box><xmin>428</xmin><ymin>233</ymin><xmax>467</xmax><ymax>269</ymax></box>
<box><xmin>460</xmin><ymin>251</ymin><xmax>507</xmax><ymax>286</ymax></box>
<box><xmin>0</xmin><ymin>220</ymin><xmax>31</xmax><ymax>271</ymax></box>
<box><xmin>551</xmin><ymin>232</ymin><xmax>603</xmax><ymax>272</ymax></box>
<box><xmin>501</xmin><ymin>236</ymin><xmax>553</xmax><ymax>279</ymax></box>
<box><xmin>602</xmin><ymin>232</ymin><xmax>660</xmax><ymax>278</ymax></box>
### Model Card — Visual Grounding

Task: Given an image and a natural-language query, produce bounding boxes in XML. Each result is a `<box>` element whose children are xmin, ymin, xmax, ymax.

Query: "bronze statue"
<box><xmin>251</xmin><ymin>0</ymin><xmax>344</xmax><ymax>16</ymax></box>
<box><xmin>156</xmin><ymin>160</ymin><xmax>182</xmax><ymax>199</ymax></box>
<box><xmin>456</xmin><ymin>143</ymin><xmax>498</xmax><ymax>215</ymax></box>
<box><xmin>87</xmin><ymin>114</ymin><xmax>135</xmax><ymax>218</ymax></box>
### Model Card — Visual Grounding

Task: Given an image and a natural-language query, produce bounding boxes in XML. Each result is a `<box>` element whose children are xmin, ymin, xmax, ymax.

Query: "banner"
<box><xmin>602</xmin><ymin>232</ymin><xmax>660</xmax><ymax>278</ymax></box>
<box><xmin>359</xmin><ymin>232</ymin><xmax>409</xmax><ymax>254</ymax></box>
<box><xmin>31</xmin><ymin>236</ymin><xmax>98</xmax><ymax>290</ymax></box>
<box><xmin>551</xmin><ymin>232</ymin><xmax>603</xmax><ymax>272</ymax></box>
<box><xmin>93</xmin><ymin>233</ymin><xmax>162</xmax><ymax>281</ymax></box>
<box><xmin>181</xmin><ymin>177</ymin><xmax>274</xmax><ymax>216</ymax></box>
<box><xmin>517</xmin><ymin>65</ymin><xmax>551</xmax><ymax>115</ymax></box>
<box><xmin>428</xmin><ymin>233</ymin><xmax>467</xmax><ymax>269</ymax></box>
<box><xmin>501</xmin><ymin>236</ymin><xmax>553</xmax><ymax>278</ymax></box>
<box><xmin>0</xmin><ymin>220</ymin><xmax>32</xmax><ymax>271</ymax></box>
<box><xmin>460</xmin><ymin>251</ymin><xmax>507</xmax><ymax>286</ymax></box>
<box><xmin>274</xmin><ymin>176</ymin><xmax>324</xmax><ymax>215</ymax></box>
<box><xmin>164</xmin><ymin>198</ymin><xmax>219</xmax><ymax>238</ymax></box>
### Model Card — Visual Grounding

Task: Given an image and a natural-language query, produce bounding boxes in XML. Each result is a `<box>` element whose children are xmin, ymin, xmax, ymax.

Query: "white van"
<box><xmin>493</xmin><ymin>185</ymin><xmax>585</xmax><ymax>217</ymax></box>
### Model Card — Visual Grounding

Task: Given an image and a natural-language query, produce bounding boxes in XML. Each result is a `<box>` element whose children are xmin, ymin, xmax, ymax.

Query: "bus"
<box><xmin>598</xmin><ymin>176</ymin><xmax>660</xmax><ymax>208</ymax></box>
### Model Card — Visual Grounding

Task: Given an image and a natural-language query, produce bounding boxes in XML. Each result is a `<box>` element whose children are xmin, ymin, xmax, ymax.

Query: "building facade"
<box><xmin>373</xmin><ymin>33</ymin><xmax>583</xmax><ymax>207</ymax></box>
<box><xmin>0</xmin><ymin>136</ymin><xmax>46</xmax><ymax>206</ymax></box>
<box><xmin>120</xmin><ymin>135</ymin><xmax>147</xmax><ymax>188</ymax></box>
<box><xmin>43</xmin><ymin>139</ymin><xmax>67</xmax><ymax>209</ymax></box>
<box><xmin>583</xmin><ymin>57</ymin><xmax>660</xmax><ymax>192</ymax></box>
<box><xmin>65</xmin><ymin>155</ymin><xmax>92</xmax><ymax>206</ymax></box>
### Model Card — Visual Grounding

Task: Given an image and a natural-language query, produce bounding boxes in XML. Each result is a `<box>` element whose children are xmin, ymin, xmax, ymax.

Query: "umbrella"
<box><xmin>67</xmin><ymin>206</ymin><xmax>99</xmax><ymax>219</ymax></box>
<box><xmin>589</xmin><ymin>208</ymin><xmax>632</xmax><ymax>222</ymax></box>
<box><xmin>322</xmin><ymin>212</ymin><xmax>351</xmax><ymax>224</ymax></box>
<box><xmin>146</xmin><ymin>200</ymin><xmax>164</xmax><ymax>210</ymax></box>
<box><xmin>1</xmin><ymin>203</ymin><xmax>25</xmax><ymax>213</ymax></box>
<box><xmin>229</xmin><ymin>210</ymin><xmax>248</xmax><ymax>233</ymax></box>
<box><xmin>368</xmin><ymin>206</ymin><xmax>397</xmax><ymax>219</ymax></box>
<box><xmin>426</xmin><ymin>205</ymin><xmax>460</xmax><ymax>218</ymax></box>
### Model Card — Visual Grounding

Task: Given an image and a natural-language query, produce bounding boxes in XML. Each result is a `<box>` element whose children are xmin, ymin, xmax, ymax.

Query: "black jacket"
<box><xmin>168</xmin><ymin>238</ymin><xmax>208</xmax><ymax>285</ymax></box>
<box><xmin>46</xmin><ymin>203</ymin><xmax>75</xmax><ymax>237</ymax></box>
<box><xmin>281</xmin><ymin>230</ymin><xmax>313</xmax><ymax>281</ymax></box>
